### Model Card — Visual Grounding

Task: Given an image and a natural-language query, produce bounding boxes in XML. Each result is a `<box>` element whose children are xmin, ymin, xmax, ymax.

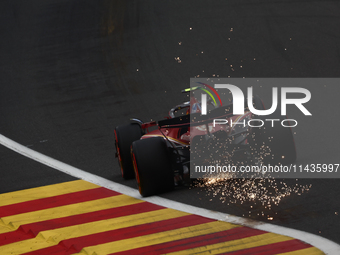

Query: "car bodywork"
<box><xmin>115</xmin><ymin>88</ymin><xmax>296</xmax><ymax>196</ymax></box>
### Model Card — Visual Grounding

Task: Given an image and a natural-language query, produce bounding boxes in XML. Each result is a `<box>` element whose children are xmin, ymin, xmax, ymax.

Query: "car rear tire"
<box><xmin>131</xmin><ymin>137</ymin><xmax>174</xmax><ymax>197</ymax></box>
<box><xmin>114</xmin><ymin>123</ymin><xmax>142</xmax><ymax>179</ymax></box>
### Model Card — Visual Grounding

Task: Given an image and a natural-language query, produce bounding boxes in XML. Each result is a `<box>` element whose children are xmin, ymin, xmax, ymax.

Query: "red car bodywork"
<box><xmin>139</xmin><ymin>96</ymin><xmax>252</xmax><ymax>147</ymax></box>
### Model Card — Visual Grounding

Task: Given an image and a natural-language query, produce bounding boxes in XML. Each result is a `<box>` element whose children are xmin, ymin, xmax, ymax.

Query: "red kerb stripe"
<box><xmin>111</xmin><ymin>227</ymin><xmax>266</xmax><ymax>255</ymax></box>
<box><xmin>23</xmin><ymin>215</ymin><xmax>214</xmax><ymax>255</ymax></box>
<box><xmin>0</xmin><ymin>201</ymin><xmax>163</xmax><ymax>246</ymax></box>
<box><xmin>0</xmin><ymin>187</ymin><xmax>120</xmax><ymax>217</ymax></box>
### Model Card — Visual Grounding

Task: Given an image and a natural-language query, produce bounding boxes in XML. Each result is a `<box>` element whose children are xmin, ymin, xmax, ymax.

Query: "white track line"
<box><xmin>0</xmin><ymin>134</ymin><xmax>339</xmax><ymax>254</ymax></box>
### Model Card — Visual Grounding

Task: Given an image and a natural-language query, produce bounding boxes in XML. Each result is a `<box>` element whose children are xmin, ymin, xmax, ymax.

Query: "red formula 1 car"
<box><xmin>114</xmin><ymin>88</ymin><xmax>296</xmax><ymax>197</ymax></box>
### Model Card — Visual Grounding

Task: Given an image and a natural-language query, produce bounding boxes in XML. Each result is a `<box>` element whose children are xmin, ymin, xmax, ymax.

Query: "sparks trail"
<box><xmin>193</xmin><ymin>176</ymin><xmax>312</xmax><ymax>220</ymax></box>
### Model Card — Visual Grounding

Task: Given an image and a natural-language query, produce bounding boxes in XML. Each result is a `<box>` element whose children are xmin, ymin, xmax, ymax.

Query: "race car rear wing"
<box><xmin>158</xmin><ymin>103</ymin><xmax>235</xmax><ymax>129</ymax></box>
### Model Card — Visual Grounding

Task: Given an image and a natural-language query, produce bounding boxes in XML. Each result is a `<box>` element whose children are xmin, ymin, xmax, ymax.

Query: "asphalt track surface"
<box><xmin>0</xmin><ymin>0</ymin><xmax>340</xmax><ymax>249</ymax></box>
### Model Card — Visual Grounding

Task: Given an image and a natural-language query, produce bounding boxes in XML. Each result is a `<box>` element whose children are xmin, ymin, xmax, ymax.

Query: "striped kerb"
<box><xmin>0</xmin><ymin>180</ymin><xmax>324</xmax><ymax>255</ymax></box>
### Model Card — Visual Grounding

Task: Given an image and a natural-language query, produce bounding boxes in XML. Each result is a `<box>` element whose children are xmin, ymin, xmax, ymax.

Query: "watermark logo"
<box><xmin>201</xmin><ymin>84</ymin><xmax>312</xmax><ymax>116</ymax></box>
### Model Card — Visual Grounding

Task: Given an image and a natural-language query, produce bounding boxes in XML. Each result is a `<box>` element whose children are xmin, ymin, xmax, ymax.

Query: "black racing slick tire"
<box><xmin>131</xmin><ymin>137</ymin><xmax>174</xmax><ymax>197</ymax></box>
<box><xmin>114</xmin><ymin>123</ymin><xmax>142</xmax><ymax>179</ymax></box>
<box><xmin>252</xmin><ymin>109</ymin><xmax>297</xmax><ymax>166</ymax></box>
